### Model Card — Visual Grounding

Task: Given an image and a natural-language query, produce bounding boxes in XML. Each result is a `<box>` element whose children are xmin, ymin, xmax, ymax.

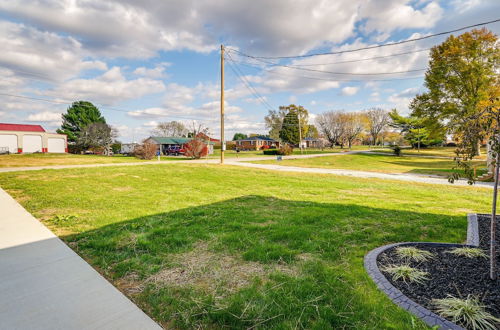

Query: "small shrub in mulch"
<box><xmin>377</xmin><ymin>215</ymin><xmax>500</xmax><ymax>329</ymax></box>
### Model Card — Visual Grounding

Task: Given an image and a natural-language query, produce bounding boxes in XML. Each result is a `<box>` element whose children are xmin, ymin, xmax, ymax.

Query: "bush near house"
<box><xmin>133</xmin><ymin>142</ymin><xmax>157</xmax><ymax>160</ymax></box>
<box><xmin>263</xmin><ymin>149</ymin><xmax>279</xmax><ymax>155</ymax></box>
<box><xmin>184</xmin><ymin>139</ymin><xmax>208</xmax><ymax>159</ymax></box>
<box><xmin>278</xmin><ymin>145</ymin><xmax>293</xmax><ymax>155</ymax></box>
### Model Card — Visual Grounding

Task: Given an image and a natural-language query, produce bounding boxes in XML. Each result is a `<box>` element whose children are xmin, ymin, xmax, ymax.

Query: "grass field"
<box><xmin>208</xmin><ymin>147</ymin><xmax>367</xmax><ymax>159</ymax></box>
<box><xmin>252</xmin><ymin>153</ymin><xmax>488</xmax><ymax>177</ymax></box>
<box><xmin>0</xmin><ymin>153</ymin><xmax>193</xmax><ymax>167</ymax></box>
<box><xmin>368</xmin><ymin>146</ymin><xmax>487</xmax><ymax>159</ymax></box>
<box><xmin>0</xmin><ymin>163</ymin><xmax>491</xmax><ymax>328</ymax></box>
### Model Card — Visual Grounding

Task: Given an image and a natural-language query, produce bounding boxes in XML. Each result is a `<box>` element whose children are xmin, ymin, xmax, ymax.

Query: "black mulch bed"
<box><xmin>377</xmin><ymin>215</ymin><xmax>500</xmax><ymax>327</ymax></box>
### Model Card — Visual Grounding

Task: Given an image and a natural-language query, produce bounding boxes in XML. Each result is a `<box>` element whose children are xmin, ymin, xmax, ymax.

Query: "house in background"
<box><xmin>144</xmin><ymin>136</ymin><xmax>214</xmax><ymax>155</ymax></box>
<box><xmin>195</xmin><ymin>132</ymin><xmax>220</xmax><ymax>146</ymax></box>
<box><xmin>234</xmin><ymin>136</ymin><xmax>280</xmax><ymax>150</ymax></box>
<box><xmin>0</xmin><ymin>123</ymin><xmax>67</xmax><ymax>154</ymax></box>
<box><xmin>120</xmin><ymin>143</ymin><xmax>139</xmax><ymax>155</ymax></box>
<box><xmin>301</xmin><ymin>137</ymin><xmax>329</xmax><ymax>148</ymax></box>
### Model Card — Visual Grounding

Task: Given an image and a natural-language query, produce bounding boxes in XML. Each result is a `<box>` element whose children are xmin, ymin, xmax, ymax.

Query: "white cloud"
<box><xmin>0</xmin><ymin>0</ymin><xmax>448</xmax><ymax>59</ymax></box>
<box><xmin>26</xmin><ymin>111</ymin><xmax>62</xmax><ymax>123</ymax></box>
<box><xmin>369</xmin><ymin>91</ymin><xmax>381</xmax><ymax>101</ymax></box>
<box><xmin>133</xmin><ymin>63</ymin><xmax>170</xmax><ymax>79</ymax></box>
<box><xmin>341</xmin><ymin>86</ymin><xmax>359</xmax><ymax>96</ymax></box>
<box><xmin>360</xmin><ymin>1</ymin><xmax>443</xmax><ymax>33</ymax></box>
<box><xmin>387</xmin><ymin>87</ymin><xmax>420</xmax><ymax>112</ymax></box>
<box><xmin>0</xmin><ymin>20</ymin><xmax>106</xmax><ymax>82</ymax></box>
<box><xmin>44</xmin><ymin>67</ymin><xmax>166</xmax><ymax>104</ymax></box>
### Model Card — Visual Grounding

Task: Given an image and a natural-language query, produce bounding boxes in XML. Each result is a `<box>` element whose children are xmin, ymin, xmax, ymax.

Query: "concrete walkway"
<box><xmin>225</xmin><ymin>161</ymin><xmax>494</xmax><ymax>188</ymax></box>
<box><xmin>0</xmin><ymin>187</ymin><xmax>161</xmax><ymax>330</ymax></box>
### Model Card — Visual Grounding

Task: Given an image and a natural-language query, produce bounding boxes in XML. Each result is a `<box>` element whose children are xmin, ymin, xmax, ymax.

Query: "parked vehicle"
<box><xmin>166</xmin><ymin>145</ymin><xmax>185</xmax><ymax>156</ymax></box>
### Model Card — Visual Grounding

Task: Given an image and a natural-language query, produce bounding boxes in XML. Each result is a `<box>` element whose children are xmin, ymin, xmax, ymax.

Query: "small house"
<box><xmin>302</xmin><ymin>137</ymin><xmax>329</xmax><ymax>148</ymax></box>
<box><xmin>234</xmin><ymin>136</ymin><xmax>280</xmax><ymax>150</ymax></box>
<box><xmin>144</xmin><ymin>136</ymin><xmax>214</xmax><ymax>155</ymax></box>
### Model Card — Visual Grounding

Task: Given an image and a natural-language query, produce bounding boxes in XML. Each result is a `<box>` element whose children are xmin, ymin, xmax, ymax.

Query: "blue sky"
<box><xmin>0</xmin><ymin>0</ymin><xmax>498</xmax><ymax>142</ymax></box>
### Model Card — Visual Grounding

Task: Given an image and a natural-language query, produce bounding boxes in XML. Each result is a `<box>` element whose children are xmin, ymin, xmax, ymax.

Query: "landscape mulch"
<box><xmin>377</xmin><ymin>215</ymin><xmax>500</xmax><ymax>325</ymax></box>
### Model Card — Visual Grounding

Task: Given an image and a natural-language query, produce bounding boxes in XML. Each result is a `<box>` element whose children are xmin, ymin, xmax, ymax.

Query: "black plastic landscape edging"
<box><xmin>364</xmin><ymin>213</ymin><xmax>481</xmax><ymax>330</ymax></box>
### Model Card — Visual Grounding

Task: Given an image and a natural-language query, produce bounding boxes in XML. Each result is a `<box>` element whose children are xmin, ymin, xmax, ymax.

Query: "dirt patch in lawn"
<box><xmin>146</xmin><ymin>241</ymin><xmax>298</xmax><ymax>297</ymax></box>
<box><xmin>8</xmin><ymin>192</ymin><xmax>31</xmax><ymax>203</ymax></box>
<box><xmin>112</xmin><ymin>186</ymin><xmax>134</xmax><ymax>192</ymax></box>
<box><xmin>249</xmin><ymin>220</ymin><xmax>277</xmax><ymax>227</ymax></box>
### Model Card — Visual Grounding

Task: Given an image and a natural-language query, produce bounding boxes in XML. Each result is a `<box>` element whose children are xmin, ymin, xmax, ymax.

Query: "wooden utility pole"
<box><xmin>220</xmin><ymin>44</ymin><xmax>225</xmax><ymax>164</ymax></box>
<box><xmin>298</xmin><ymin>116</ymin><xmax>303</xmax><ymax>154</ymax></box>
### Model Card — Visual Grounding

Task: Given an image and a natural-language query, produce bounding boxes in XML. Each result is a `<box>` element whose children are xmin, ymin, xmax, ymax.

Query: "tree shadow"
<box><xmin>60</xmin><ymin>195</ymin><xmax>466</xmax><ymax>329</ymax></box>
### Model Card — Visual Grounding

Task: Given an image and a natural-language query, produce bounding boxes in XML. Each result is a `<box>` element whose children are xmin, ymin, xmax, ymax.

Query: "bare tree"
<box><xmin>78</xmin><ymin>122</ymin><xmax>117</xmax><ymax>155</ymax></box>
<box><xmin>342</xmin><ymin>112</ymin><xmax>366</xmax><ymax>149</ymax></box>
<box><xmin>366</xmin><ymin>108</ymin><xmax>390</xmax><ymax>145</ymax></box>
<box><xmin>152</xmin><ymin>121</ymin><xmax>188</xmax><ymax>137</ymax></box>
<box><xmin>264</xmin><ymin>108</ymin><xmax>287</xmax><ymax>140</ymax></box>
<box><xmin>316</xmin><ymin>111</ymin><xmax>346</xmax><ymax>148</ymax></box>
<box><xmin>187</xmin><ymin>121</ymin><xmax>209</xmax><ymax>138</ymax></box>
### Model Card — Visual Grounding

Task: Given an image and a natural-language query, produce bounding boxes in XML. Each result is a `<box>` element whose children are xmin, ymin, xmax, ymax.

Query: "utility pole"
<box><xmin>298</xmin><ymin>115</ymin><xmax>303</xmax><ymax>154</ymax></box>
<box><xmin>220</xmin><ymin>44</ymin><xmax>225</xmax><ymax>164</ymax></box>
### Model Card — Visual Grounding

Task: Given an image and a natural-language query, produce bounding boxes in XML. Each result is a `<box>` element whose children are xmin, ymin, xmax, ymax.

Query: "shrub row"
<box><xmin>262</xmin><ymin>145</ymin><xmax>294</xmax><ymax>156</ymax></box>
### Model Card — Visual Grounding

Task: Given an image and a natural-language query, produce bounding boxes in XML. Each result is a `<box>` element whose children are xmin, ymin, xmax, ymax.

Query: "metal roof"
<box><xmin>149</xmin><ymin>136</ymin><xmax>215</xmax><ymax>145</ymax></box>
<box><xmin>0</xmin><ymin>123</ymin><xmax>46</xmax><ymax>132</ymax></box>
<box><xmin>239</xmin><ymin>136</ymin><xmax>277</xmax><ymax>141</ymax></box>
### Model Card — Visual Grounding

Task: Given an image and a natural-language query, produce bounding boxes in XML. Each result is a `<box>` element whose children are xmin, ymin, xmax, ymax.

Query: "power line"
<box><xmin>238</xmin><ymin>56</ymin><xmax>427</xmax><ymax>75</ymax></box>
<box><xmin>227</xmin><ymin>18</ymin><xmax>500</xmax><ymax>59</ymax></box>
<box><xmin>228</xmin><ymin>48</ymin><xmax>428</xmax><ymax>75</ymax></box>
<box><xmin>229</xmin><ymin>58</ymin><xmax>424</xmax><ymax>82</ymax></box>
<box><xmin>264</xmin><ymin>48</ymin><xmax>432</xmax><ymax>67</ymax></box>
<box><xmin>0</xmin><ymin>92</ymin><xmax>221</xmax><ymax>123</ymax></box>
<box><xmin>0</xmin><ymin>91</ymin><xmax>266</xmax><ymax>127</ymax></box>
<box><xmin>225</xmin><ymin>52</ymin><xmax>276</xmax><ymax>111</ymax></box>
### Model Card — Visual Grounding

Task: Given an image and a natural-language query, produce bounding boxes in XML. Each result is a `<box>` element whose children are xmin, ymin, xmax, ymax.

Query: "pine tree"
<box><xmin>57</xmin><ymin>101</ymin><xmax>106</xmax><ymax>143</ymax></box>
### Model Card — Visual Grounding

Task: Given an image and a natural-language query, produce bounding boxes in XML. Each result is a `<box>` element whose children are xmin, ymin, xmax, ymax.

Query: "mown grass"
<box><xmin>369</xmin><ymin>146</ymin><xmax>487</xmax><ymax>159</ymax></box>
<box><xmin>0</xmin><ymin>164</ymin><xmax>492</xmax><ymax>329</ymax></box>
<box><xmin>252</xmin><ymin>152</ymin><xmax>487</xmax><ymax>177</ymax></box>
<box><xmin>0</xmin><ymin>153</ymin><xmax>191</xmax><ymax>167</ymax></box>
<box><xmin>209</xmin><ymin>147</ymin><xmax>361</xmax><ymax>159</ymax></box>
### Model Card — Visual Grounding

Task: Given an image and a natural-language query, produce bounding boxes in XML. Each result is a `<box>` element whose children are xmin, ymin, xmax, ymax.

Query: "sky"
<box><xmin>0</xmin><ymin>0</ymin><xmax>499</xmax><ymax>142</ymax></box>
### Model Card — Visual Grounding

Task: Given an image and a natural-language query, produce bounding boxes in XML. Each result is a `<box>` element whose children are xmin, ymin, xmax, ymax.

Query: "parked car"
<box><xmin>166</xmin><ymin>145</ymin><xmax>185</xmax><ymax>156</ymax></box>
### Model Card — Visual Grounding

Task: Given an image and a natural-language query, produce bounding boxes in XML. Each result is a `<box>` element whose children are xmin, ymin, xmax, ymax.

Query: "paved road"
<box><xmin>0</xmin><ymin>187</ymin><xmax>161</xmax><ymax>330</ymax></box>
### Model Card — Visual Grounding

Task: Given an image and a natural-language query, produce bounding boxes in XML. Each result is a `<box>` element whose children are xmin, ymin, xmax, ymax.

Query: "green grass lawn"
<box><xmin>0</xmin><ymin>163</ymin><xmax>492</xmax><ymax>328</ymax></box>
<box><xmin>208</xmin><ymin>147</ymin><xmax>360</xmax><ymax>159</ymax></box>
<box><xmin>252</xmin><ymin>153</ymin><xmax>487</xmax><ymax>177</ymax></box>
<box><xmin>0</xmin><ymin>153</ymin><xmax>190</xmax><ymax>167</ymax></box>
<box><xmin>369</xmin><ymin>146</ymin><xmax>487</xmax><ymax>159</ymax></box>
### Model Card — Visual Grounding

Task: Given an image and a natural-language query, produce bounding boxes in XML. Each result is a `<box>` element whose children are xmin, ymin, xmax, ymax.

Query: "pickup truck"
<box><xmin>166</xmin><ymin>146</ymin><xmax>185</xmax><ymax>156</ymax></box>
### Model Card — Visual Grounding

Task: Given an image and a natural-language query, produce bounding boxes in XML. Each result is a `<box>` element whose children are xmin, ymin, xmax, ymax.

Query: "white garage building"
<box><xmin>0</xmin><ymin>123</ymin><xmax>67</xmax><ymax>154</ymax></box>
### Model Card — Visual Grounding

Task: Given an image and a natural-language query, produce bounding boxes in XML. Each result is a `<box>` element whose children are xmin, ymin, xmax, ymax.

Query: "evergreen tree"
<box><xmin>57</xmin><ymin>101</ymin><xmax>106</xmax><ymax>143</ymax></box>
<box><xmin>279</xmin><ymin>110</ymin><xmax>300</xmax><ymax>144</ymax></box>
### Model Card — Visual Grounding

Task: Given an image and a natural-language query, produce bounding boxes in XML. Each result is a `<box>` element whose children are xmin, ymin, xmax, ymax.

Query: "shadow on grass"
<box><xmin>62</xmin><ymin>195</ymin><xmax>466</xmax><ymax>329</ymax></box>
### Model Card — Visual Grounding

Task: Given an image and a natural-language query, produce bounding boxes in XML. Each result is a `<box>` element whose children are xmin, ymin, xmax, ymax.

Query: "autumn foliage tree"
<box><xmin>410</xmin><ymin>28</ymin><xmax>499</xmax><ymax>156</ymax></box>
<box><xmin>184</xmin><ymin>139</ymin><xmax>208</xmax><ymax>159</ymax></box>
<box><xmin>415</xmin><ymin>28</ymin><xmax>499</xmax><ymax>280</ymax></box>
